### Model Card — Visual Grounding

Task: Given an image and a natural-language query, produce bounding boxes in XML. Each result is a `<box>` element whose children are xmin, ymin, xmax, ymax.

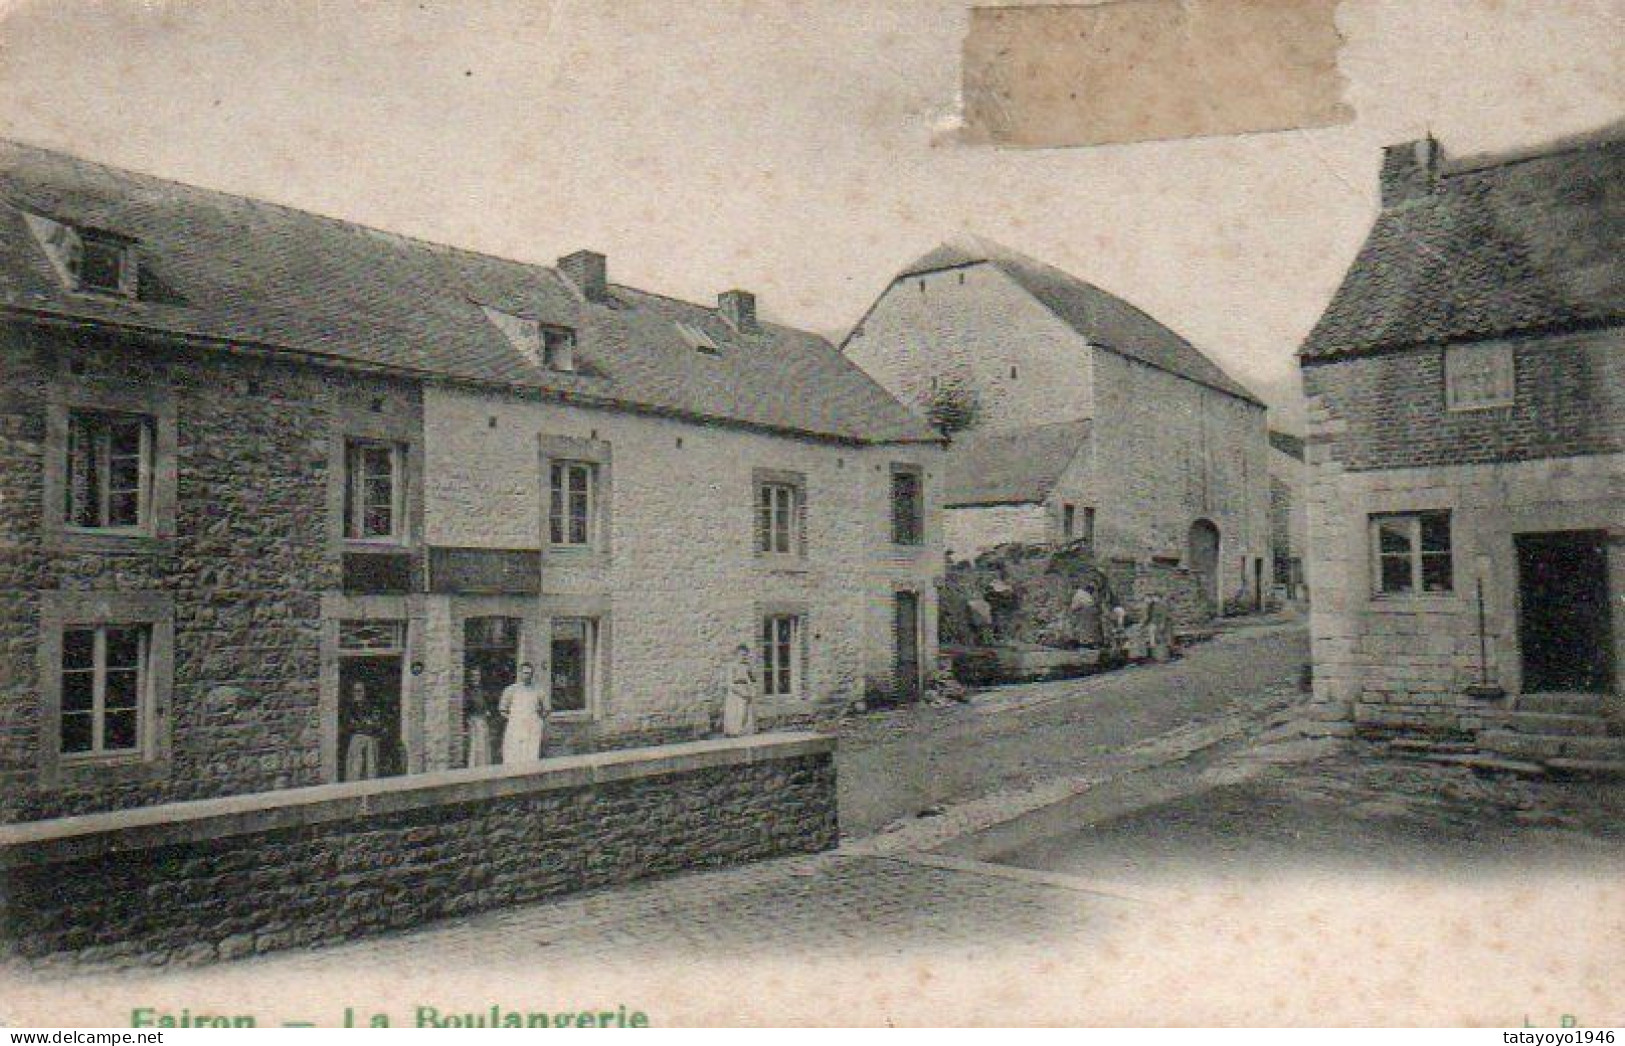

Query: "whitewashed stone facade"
<box><xmin>422</xmin><ymin>386</ymin><xmax>944</xmax><ymax>755</ymax></box>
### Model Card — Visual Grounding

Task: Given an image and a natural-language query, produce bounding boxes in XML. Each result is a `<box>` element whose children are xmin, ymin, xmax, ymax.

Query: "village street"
<box><xmin>11</xmin><ymin>614</ymin><xmax>1624</xmax><ymax>1025</ymax></box>
<box><xmin>835</xmin><ymin>615</ymin><xmax>1310</xmax><ymax>837</ymax></box>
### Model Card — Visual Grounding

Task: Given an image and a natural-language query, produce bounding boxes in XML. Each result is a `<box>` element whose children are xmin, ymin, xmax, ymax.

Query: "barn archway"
<box><xmin>1188</xmin><ymin>519</ymin><xmax>1221</xmax><ymax>615</ymax></box>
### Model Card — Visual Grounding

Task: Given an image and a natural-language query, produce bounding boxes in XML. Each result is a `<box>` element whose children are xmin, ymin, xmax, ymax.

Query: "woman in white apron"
<box><xmin>499</xmin><ymin>662</ymin><xmax>548</xmax><ymax>764</ymax></box>
<box><xmin>722</xmin><ymin>643</ymin><xmax>758</xmax><ymax>737</ymax></box>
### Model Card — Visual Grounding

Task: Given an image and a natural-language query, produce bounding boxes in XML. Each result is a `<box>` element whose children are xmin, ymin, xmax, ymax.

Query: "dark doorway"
<box><xmin>1515</xmin><ymin>531</ymin><xmax>1613</xmax><ymax>693</ymax></box>
<box><xmin>1188</xmin><ymin>519</ymin><xmax>1221</xmax><ymax>613</ymax></box>
<box><xmin>337</xmin><ymin>619</ymin><xmax>407</xmax><ymax>780</ymax></box>
<box><xmin>894</xmin><ymin>591</ymin><xmax>922</xmax><ymax>702</ymax></box>
<box><xmin>338</xmin><ymin>655</ymin><xmax>405</xmax><ymax>779</ymax></box>
<box><xmin>463</xmin><ymin>616</ymin><xmax>520</xmax><ymax>767</ymax></box>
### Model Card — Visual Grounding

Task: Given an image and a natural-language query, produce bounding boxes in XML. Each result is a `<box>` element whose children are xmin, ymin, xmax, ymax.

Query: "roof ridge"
<box><xmin>0</xmin><ymin>136</ymin><xmax>848</xmax><ymax>345</ymax></box>
<box><xmin>0</xmin><ymin>136</ymin><xmax>584</xmax><ymax>291</ymax></box>
<box><xmin>0</xmin><ymin>137</ymin><xmax>942</xmax><ymax>444</ymax></box>
<box><xmin>1441</xmin><ymin>122</ymin><xmax>1625</xmax><ymax>179</ymax></box>
<box><xmin>967</xmin><ymin>240</ymin><xmax>1263</xmax><ymax>406</ymax></box>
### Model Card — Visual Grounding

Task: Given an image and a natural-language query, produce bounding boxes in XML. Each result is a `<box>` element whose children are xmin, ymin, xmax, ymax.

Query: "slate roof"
<box><xmin>944</xmin><ymin>418</ymin><xmax>1091</xmax><ymax>507</ymax></box>
<box><xmin>1300</xmin><ymin>129</ymin><xmax>1625</xmax><ymax>361</ymax></box>
<box><xmin>0</xmin><ymin>139</ymin><xmax>938</xmax><ymax>444</ymax></box>
<box><xmin>896</xmin><ymin>237</ymin><xmax>1262</xmax><ymax>406</ymax></box>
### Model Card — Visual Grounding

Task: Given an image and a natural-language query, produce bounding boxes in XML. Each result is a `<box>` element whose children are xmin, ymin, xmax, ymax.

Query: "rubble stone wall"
<box><xmin>0</xmin><ymin>734</ymin><xmax>837</xmax><ymax>967</ymax></box>
<box><xmin>1303</xmin><ymin>336</ymin><xmax>1624</xmax><ymax>733</ymax></box>
<box><xmin>0</xmin><ymin>322</ymin><xmax>423</xmax><ymax>823</ymax></box>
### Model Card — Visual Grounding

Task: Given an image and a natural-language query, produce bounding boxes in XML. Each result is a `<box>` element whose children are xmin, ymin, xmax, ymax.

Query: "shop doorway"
<box><xmin>1515</xmin><ymin>530</ymin><xmax>1613</xmax><ymax>693</ymax></box>
<box><xmin>337</xmin><ymin>619</ymin><xmax>407</xmax><ymax>780</ymax></box>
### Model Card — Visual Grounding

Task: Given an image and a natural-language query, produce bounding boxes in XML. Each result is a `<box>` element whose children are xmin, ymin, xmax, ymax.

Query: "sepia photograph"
<box><xmin>0</xmin><ymin>0</ymin><xmax>1620</xmax><ymax>1029</ymax></box>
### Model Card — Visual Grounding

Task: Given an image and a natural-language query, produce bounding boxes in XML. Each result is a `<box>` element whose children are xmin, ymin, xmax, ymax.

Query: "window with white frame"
<box><xmin>761</xmin><ymin>614</ymin><xmax>802</xmax><ymax>698</ymax></box>
<box><xmin>65</xmin><ymin>410</ymin><xmax>153</xmax><ymax>531</ymax></box>
<box><xmin>1445</xmin><ymin>342</ymin><xmax>1515</xmax><ymax>411</ymax></box>
<box><xmin>549</xmin><ymin>460</ymin><xmax>596</xmax><ymax>546</ymax></box>
<box><xmin>549</xmin><ymin>617</ymin><xmax>598</xmax><ymax>714</ymax></box>
<box><xmin>757</xmin><ymin>481</ymin><xmax>801</xmax><ymax>555</ymax></box>
<box><xmin>344</xmin><ymin>439</ymin><xmax>405</xmax><ymax>541</ymax></box>
<box><xmin>59</xmin><ymin>623</ymin><xmax>148</xmax><ymax>757</ymax></box>
<box><xmin>1372</xmin><ymin>511</ymin><xmax>1454</xmax><ymax>595</ymax></box>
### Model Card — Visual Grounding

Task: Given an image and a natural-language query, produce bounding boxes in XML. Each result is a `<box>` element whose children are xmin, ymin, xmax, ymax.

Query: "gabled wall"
<box><xmin>842</xmin><ymin>262</ymin><xmax>1094</xmax><ymax>433</ymax></box>
<box><xmin>1088</xmin><ymin>347</ymin><xmax>1271</xmax><ymax>607</ymax></box>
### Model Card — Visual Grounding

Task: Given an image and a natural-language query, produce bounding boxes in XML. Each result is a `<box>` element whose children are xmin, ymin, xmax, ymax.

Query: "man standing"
<box><xmin>499</xmin><ymin>662</ymin><xmax>548</xmax><ymax>765</ymax></box>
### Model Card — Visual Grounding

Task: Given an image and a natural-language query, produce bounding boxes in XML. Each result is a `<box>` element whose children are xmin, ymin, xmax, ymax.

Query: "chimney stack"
<box><xmin>718</xmin><ymin>289</ymin><xmax>757</xmax><ymax>333</ymax></box>
<box><xmin>1379</xmin><ymin>137</ymin><xmax>1442</xmax><ymax>208</ymax></box>
<box><xmin>559</xmin><ymin>250</ymin><xmax>608</xmax><ymax>303</ymax></box>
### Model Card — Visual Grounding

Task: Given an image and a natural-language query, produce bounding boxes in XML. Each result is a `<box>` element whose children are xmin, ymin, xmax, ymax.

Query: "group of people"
<box><xmin>464</xmin><ymin>662</ymin><xmax>551</xmax><ymax>767</ymax></box>
<box><xmin>1070</xmin><ymin>585</ymin><xmax>1175</xmax><ymax>665</ymax></box>
<box><xmin>459</xmin><ymin>646</ymin><xmax>762</xmax><ymax>770</ymax></box>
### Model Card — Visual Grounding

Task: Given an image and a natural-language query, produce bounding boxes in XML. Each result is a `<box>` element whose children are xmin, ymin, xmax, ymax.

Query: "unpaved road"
<box><xmin>835</xmin><ymin>621</ymin><xmax>1308</xmax><ymax>836</ymax></box>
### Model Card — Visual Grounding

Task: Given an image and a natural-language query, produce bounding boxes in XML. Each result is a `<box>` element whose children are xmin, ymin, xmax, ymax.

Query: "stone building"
<box><xmin>1299</xmin><ymin>130</ymin><xmax>1624</xmax><ymax>761</ymax></box>
<box><xmin>0</xmin><ymin>140</ymin><xmax>943</xmax><ymax>823</ymax></box>
<box><xmin>842</xmin><ymin>237</ymin><xmax>1271</xmax><ymax>613</ymax></box>
<box><xmin>1268</xmin><ymin>430</ymin><xmax>1308</xmax><ymax>602</ymax></box>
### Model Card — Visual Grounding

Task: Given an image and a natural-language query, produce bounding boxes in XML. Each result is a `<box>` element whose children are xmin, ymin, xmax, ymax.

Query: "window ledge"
<box><xmin>343</xmin><ymin>539</ymin><xmax>413</xmax><ymax>553</ymax></box>
<box><xmin>68</xmin><ymin>287</ymin><xmax>141</xmax><ymax>304</ymax></box>
<box><xmin>58</xmin><ymin>751</ymin><xmax>146</xmax><ymax>768</ymax></box>
<box><xmin>756</xmin><ymin>554</ymin><xmax>810</xmax><ymax>572</ymax></box>
<box><xmin>48</xmin><ymin>753</ymin><xmax>168</xmax><ymax>789</ymax></box>
<box><xmin>542</xmin><ymin>546</ymin><xmax>609</xmax><ymax>567</ymax></box>
<box><xmin>53</xmin><ymin>530</ymin><xmax>168</xmax><ymax>555</ymax></box>
<box><xmin>1365</xmin><ymin>594</ymin><xmax>1465</xmax><ymax>613</ymax></box>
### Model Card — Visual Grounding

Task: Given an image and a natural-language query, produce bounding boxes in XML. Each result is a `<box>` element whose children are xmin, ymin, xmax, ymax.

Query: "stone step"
<box><xmin>1417</xmin><ymin>752</ymin><xmax>1547</xmax><ymax>776</ymax></box>
<box><xmin>1516</xmin><ymin>692</ymin><xmax>1606</xmax><ymax>716</ymax></box>
<box><xmin>1480</xmin><ymin>731</ymin><xmax>1625</xmax><ymax>762</ymax></box>
<box><xmin>1507</xmin><ymin>711</ymin><xmax>1612</xmax><ymax>737</ymax></box>
<box><xmin>1546</xmin><ymin>758</ymin><xmax>1625</xmax><ymax>779</ymax></box>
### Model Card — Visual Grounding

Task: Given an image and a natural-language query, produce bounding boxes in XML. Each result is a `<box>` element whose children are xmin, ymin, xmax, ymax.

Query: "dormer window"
<box><xmin>677</xmin><ymin>321</ymin><xmax>720</xmax><ymax>355</ymax></box>
<box><xmin>77</xmin><ymin>232</ymin><xmax>134</xmax><ymax>296</ymax></box>
<box><xmin>24</xmin><ymin>214</ymin><xmax>138</xmax><ymax>299</ymax></box>
<box><xmin>542</xmin><ymin>326</ymin><xmax>576</xmax><ymax>373</ymax></box>
<box><xmin>479</xmin><ymin>305</ymin><xmax>577</xmax><ymax>374</ymax></box>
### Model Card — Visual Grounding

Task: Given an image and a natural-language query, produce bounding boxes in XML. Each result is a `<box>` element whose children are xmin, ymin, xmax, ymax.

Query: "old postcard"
<box><xmin>0</xmin><ymin>0</ymin><xmax>1620</xmax><ymax>1029</ymax></box>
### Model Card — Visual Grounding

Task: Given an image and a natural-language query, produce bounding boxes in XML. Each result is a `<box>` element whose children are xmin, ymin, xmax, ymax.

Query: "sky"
<box><xmin>0</xmin><ymin>0</ymin><xmax>1620</xmax><ymax>431</ymax></box>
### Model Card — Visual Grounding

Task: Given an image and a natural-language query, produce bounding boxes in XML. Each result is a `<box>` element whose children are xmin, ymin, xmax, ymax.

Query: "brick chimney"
<box><xmin>1379</xmin><ymin>137</ymin><xmax>1442</xmax><ymax>208</ymax></box>
<box><xmin>718</xmin><ymin>289</ymin><xmax>757</xmax><ymax>333</ymax></box>
<box><xmin>558</xmin><ymin>250</ymin><xmax>608</xmax><ymax>303</ymax></box>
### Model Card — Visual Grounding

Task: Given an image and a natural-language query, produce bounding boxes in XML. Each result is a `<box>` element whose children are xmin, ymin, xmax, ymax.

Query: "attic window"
<box><xmin>541</xmin><ymin>326</ymin><xmax>576</xmax><ymax>372</ymax></box>
<box><xmin>676</xmin><ymin>321</ymin><xmax>720</xmax><ymax>355</ymax></box>
<box><xmin>24</xmin><ymin>214</ymin><xmax>138</xmax><ymax>298</ymax></box>
<box><xmin>479</xmin><ymin>304</ymin><xmax>576</xmax><ymax>373</ymax></box>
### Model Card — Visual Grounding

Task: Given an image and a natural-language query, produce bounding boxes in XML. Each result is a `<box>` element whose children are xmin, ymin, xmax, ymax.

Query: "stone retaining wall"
<box><xmin>0</xmin><ymin>733</ymin><xmax>836</xmax><ymax>967</ymax></box>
